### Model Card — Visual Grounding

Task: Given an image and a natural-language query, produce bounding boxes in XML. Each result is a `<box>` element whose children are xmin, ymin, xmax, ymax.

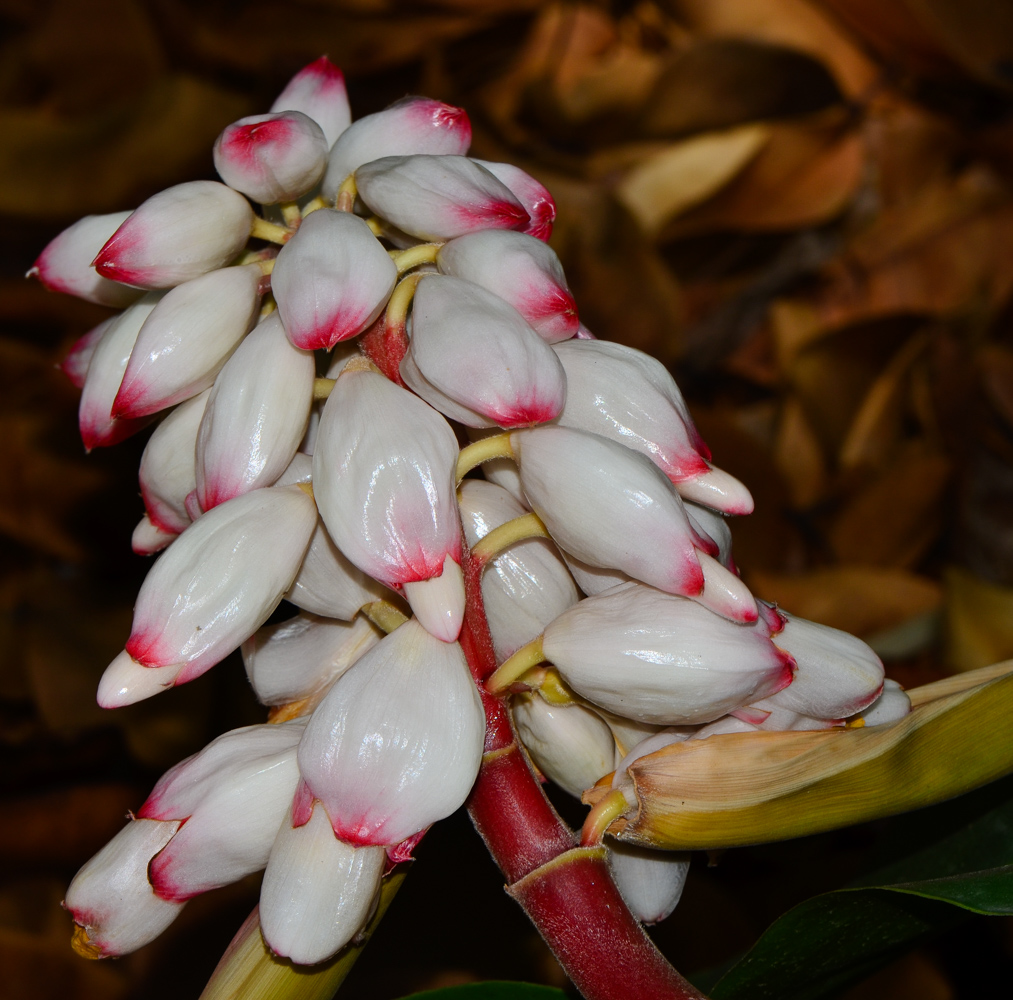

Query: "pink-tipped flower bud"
<box><xmin>260</xmin><ymin>803</ymin><xmax>385</xmax><ymax>965</ymax></box>
<box><xmin>214</xmin><ymin>111</ymin><xmax>328</xmax><ymax>205</ymax></box>
<box><xmin>852</xmin><ymin>678</ymin><xmax>911</xmax><ymax>726</ymax></box>
<box><xmin>78</xmin><ymin>293</ymin><xmax>162</xmax><ymax>451</ymax></box>
<box><xmin>296</xmin><ymin>620</ymin><xmax>485</xmax><ymax>847</ymax></box>
<box><xmin>513</xmin><ymin>694</ymin><xmax>615</xmax><ymax>798</ymax></box>
<box><xmin>436</xmin><ymin>230</ymin><xmax>577</xmax><ymax>342</ymax></box>
<box><xmin>355</xmin><ymin>155</ymin><xmax>528</xmax><ymax>241</ymax></box>
<box><xmin>139</xmin><ymin>389</ymin><xmax>209</xmax><ymax>535</ymax></box>
<box><xmin>132</xmin><ymin>513</ymin><xmax>176</xmax><ymax>555</ymax></box>
<box><xmin>608</xmin><ymin>844</ymin><xmax>690</xmax><ymax>925</ymax></box>
<box><xmin>510</xmin><ymin>426</ymin><xmax>707</xmax><ymax>599</ymax></box>
<box><xmin>111</xmin><ymin>485</ymin><xmax>316</xmax><ymax>697</ymax></box>
<box><xmin>242</xmin><ymin>613</ymin><xmax>381</xmax><ymax>707</ymax></box>
<box><xmin>60</xmin><ymin>317</ymin><xmax>114</xmax><ymax>388</ymax></box>
<box><xmin>195</xmin><ymin>312</ymin><xmax>315</xmax><ymax>510</ymax></box>
<box><xmin>685</xmin><ymin>501</ymin><xmax>735</xmax><ymax>569</ymax></box>
<box><xmin>540</xmin><ymin>582</ymin><xmax>795</xmax><ymax>724</ymax></box>
<box><xmin>674</xmin><ymin>462</ymin><xmax>755</xmax><ymax>517</ymax></box>
<box><xmin>113</xmin><ymin>264</ymin><xmax>261</xmax><ymax>419</ymax></box>
<box><xmin>312</xmin><ymin>369</ymin><xmax>464</xmax><ymax>641</ymax></box>
<box><xmin>139</xmin><ymin>722</ymin><xmax>305</xmax><ymax>900</ymax></box>
<box><xmin>93</xmin><ymin>181</ymin><xmax>254</xmax><ymax>288</ymax></box>
<box><xmin>472</xmin><ymin>159</ymin><xmax>557</xmax><ymax>241</ymax></box>
<box><xmin>401</xmin><ymin>275</ymin><xmax>566</xmax><ymax>428</ymax></box>
<box><xmin>270</xmin><ymin>56</ymin><xmax>351</xmax><ymax>148</ymax></box>
<box><xmin>458</xmin><ymin>480</ymin><xmax>579</xmax><ymax>661</ymax></box>
<box><xmin>552</xmin><ymin>339</ymin><xmax>711</xmax><ymax>483</ymax></box>
<box><xmin>64</xmin><ymin>817</ymin><xmax>183</xmax><ymax>958</ymax></box>
<box><xmin>29</xmin><ymin>211</ymin><xmax>143</xmax><ymax>307</ymax></box>
<box><xmin>272</xmin><ymin>209</ymin><xmax>396</xmax><ymax>350</ymax></box>
<box><xmin>763</xmin><ymin>610</ymin><xmax>885</xmax><ymax>719</ymax></box>
<box><xmin>321</xmin><ymin>96</ymin><xmax>471</xmax><ymax>200</ymax></box>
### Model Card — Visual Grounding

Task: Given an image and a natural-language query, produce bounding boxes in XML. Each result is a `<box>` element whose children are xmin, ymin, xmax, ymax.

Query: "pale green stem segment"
<box><xmin>335</xmin><ymin>174</ymin><xmax>357</xmax><ymax>212</ymax></box>
<box><xmin>455</xmin><ymin>433</ymin><xmax>514</xmax><ymax>484</ymax></box>
<box><xmin>471</xmin><ymin>513</ymin><xmax>551</xmax><ymax>567</ymax></box>
<box><xmin>385</xmin><ymin>271</ymin><xmax>424</xmax><ymax>329</ymax></box>
<box><xmin>302</xmin><ymin>196</ymin><xmax>328</xmax><ymax>216</ymax></box>
<box><xmin>198</xmin><ymin>870</ymin><xmax>408</xmax><ymax>1000</ymax></box>
<box><xmin>390</xmin><ymin>243</ymin><xmax>441</xmax><ymax>274</ymax></box>
<box><xmin>279</xmin><ymin>202</ymin><xmax>301</xmax><ymax>228</ymax></box>
<box><xmin>313</xmin><ymin>377</ymin><xmax>336</xmax><ymax>401</ymax></box>
<box><xmin>486</xmin><ymin>635</ymin><xmax>547</xmax><ymax>694</ymax></box>
<box><xmin>251</xmin><ymin>217</ymin><xmax>292</xmax><ymax>245</ymax></box>
<box><xmin>359</xmin><ymin>599</ymin><xmax>409</xmax><ymax>635</ymax></box>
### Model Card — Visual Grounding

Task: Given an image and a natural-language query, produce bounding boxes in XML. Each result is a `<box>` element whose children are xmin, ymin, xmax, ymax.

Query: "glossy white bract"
<box><xmin>608</xmin><ymin>843</ymin><xmax>690</xmax><ymax>925</ymax></box>
<box><xmin>472</xmin><ymin>159</ymin><xmax>556</xmax><ymax>241</ymax></box>
<box><xmin>270</xmin><ymin>56</ymin><xmax>351</xmax><ymax>148</ymax></box>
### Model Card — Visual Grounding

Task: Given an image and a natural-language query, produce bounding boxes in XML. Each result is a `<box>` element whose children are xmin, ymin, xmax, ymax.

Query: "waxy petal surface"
<box><xmin>608</xmin><ymin>844</ymin><xmax>690</xmax><ymax>925</ymax></box>
<box><xmin>270</xmin><ymin>56</ymin><xmax>351</xmax><ymax>148</ymax></box>
<box><xmin>472</xmin><ymin>159</ymin><xmax>556</xmax><ymax>241</ymax></box>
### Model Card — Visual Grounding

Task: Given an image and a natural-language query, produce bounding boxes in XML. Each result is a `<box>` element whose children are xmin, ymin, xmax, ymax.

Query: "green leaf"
<box><xmin>706</xmin><ymin>780</ymin><xmax>1013</xmax><ymax>1000</ymax></box>
<box><xmin>397</xmin><ymin>984</ymin><xmax>568</xmax><ymax>1000</ymax></box>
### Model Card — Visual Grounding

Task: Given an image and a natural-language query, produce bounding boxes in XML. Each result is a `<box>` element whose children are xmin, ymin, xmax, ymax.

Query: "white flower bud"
<box><xmin>472</xmin><ymin>159</ymin><xmax>557</xmax><ymax>241</ymax></box>
<box><xmin>61</xmin><ymin>317</ymin><xmax>114</xmax><ymax>389</ymax></box>
<box><xmin>139</xmin><ymin>722</ymin><xmax>305</xmax><ymax>900</ymax></box>
<box><xmin>195</xmin><ymin>312</ymin><xmax>315</xmax><ymax>510</ymax></box>
<box><xmin>763</xmin><ymin>610</ymin><xmax>885</xmax><ymax>719</ymax></box>
<box><xmin>297</xmin><ymin>620</ymin><xmax>484</xmax><ymax>847</ymax></box>
<box><xmin>93</xmin><ymin>181</ymin><xmax>254</xmax><ymax>288</ymax></box>
<box><xmin>608</xmin><ymin>843</ymin><xmax>690</xmax><ymax>925</ymax></box>
<box><xmin>270</xmin><ymin>56</ymin><xmax>351</xmax><ymax>148</ymax></box>
<box><xmin>113</xmin><ymin>264</ymin><xmax>262</xmax><ymax>418</ymax></box>
<box><xmin>78</xmin><ymin>293</ymin><xmax>162</xmax><ymax>450</ymax></box>
<box><xmin>96</xmin><ymin>650</ymin><xmax>182</xmax><ymax>708</ymax></box>
<box><xmin>272</xmin><ymin>209</ymin><xmax>396</xmax><ymax>350</ymax></box>
<box><xmin>675</xmin><ymin>462</ymin><xmax>755</xmax><ymax>517</ymax></box>
<box><xmin>312</xmin><ymin>369</ymin><xmax>464</xmax><ymax>641</ymax></box>
<box><xmin>321</xmin><ymin>96</ymin><xmax>471</xmax><ymax>200</ymax></box>
<box><xmin>112</xmin><ymin>485</ymin><xmax>316</xmax><ymax>694</ymax></box>
<box><xmin>64</xmin><ymin>818</ymin><xmax>183</xmax><ymax>957</ymax></box>
<box><xmin>132</xmin><ymin>513</ymin><xmax>176</xmax><ymax>555</ymax></box>
<box><xmin>242</xmin><ymin>613</ymin><xmax>381</xmax><ymax>706</ymax></box>
<box><xmin>541</xmin><ymin>582</ymin><xmax>795</xmax><ymax>724</ymax></box>
<box><xmin>685</xmin><ymin>501</ymin><xmax>734</xmax><ymax>569</ymax></box>
<box><xmin>260</xmin><ymin>804</ymin><xmax>385</xmax><ymax>965</ymax></box>
<box><xmin>214</xmin><ymin>111</ymin><xmax>328</xmax><ymax>204</ymax></box>
<box><xmin>510</xmin><ymin>426</ymin><xmax>706</xmax><ymax>599</ymax></box>
<box><xmin>401</xmin><ymin>275</ymin><xmax>566</xmax><ymax>428</ymax></box>
<box><xmin>355</xmin><ymin>155</ymin><xmax>528</xmax><ymax>241</ymax></box>
<box><xmin>513</xmin><ymin>694</ymin><xmax>614</xmax><ymax>798</ymax></box>
<box><xmin>458</xmin><ymin>480</ymin><xmax>579</xmax><ymax>660</ymax></box>
<box><xmin>29</xmin><ymin>211</ymin><xmax>142</xmax><ymax>307</ymax></box>
<box><xmin>741</xmin><ymin>700</ymin><xmax>841</xmax><ymax>731</ymax></box>
<box><xmin>275</xmin><ymin>451</ymin><xmax>312</xmax><ymax>486</ymax></box>
<box><xmin>853</xmin><ymin>678</ymin><xmax>911</xmax><ymax>726</ymax></box>
<box><xmin>139</xmin><ymin>389</ymin><xmax>209</xmax><ymax>535</ymax></box>
<box><xmin>436</xmin><ymin>230</ymin><xmax>577</xmax><ymax>342</ymax></box>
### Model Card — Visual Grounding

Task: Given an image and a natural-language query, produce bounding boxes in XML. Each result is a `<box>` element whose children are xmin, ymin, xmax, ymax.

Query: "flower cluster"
<box><xmin>34</xmin><ymin>56</ymin><xmax>911</xmax><ymax>964</ymax></box>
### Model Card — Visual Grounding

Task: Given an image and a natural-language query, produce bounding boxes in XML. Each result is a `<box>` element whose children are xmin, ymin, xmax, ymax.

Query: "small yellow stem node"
<box><xmin>279</xmin><ymin>202</ymin><xmax>301</xmax><ymax>227</ymax></box>
<box><xmin>456</xmin><ymin>433</ymin><xmax>515</xmax><ymax>484</ymax></box>
<box><xmin>313</xmin><ymin>377</ymin><xmax>336</xmax><ymax>400</ymax></box>
<box><xmin>487</xmin><ymin>636</ymin><xmax>547</xmax><ymax>694</ymax></box>
<box><xmin>336</xmin><ymin>174</ymin><xmax>358</xmax><ymax>212</ymax></box>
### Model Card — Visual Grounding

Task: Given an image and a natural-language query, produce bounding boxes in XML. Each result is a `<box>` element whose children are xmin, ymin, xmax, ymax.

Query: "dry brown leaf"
<box><xmin>616</xmin><ymin>123</ymin><xmax>770</xmax><ymax>235</ymax></box>
<box><xmin>774</xmin><ymin>395</ymin><xmax>829</xmax><ymax>508</ymax></box>
<box><xmin>828</xmin><ymin>446</ymin><xmax>951</xmax><ymax>566</ymax></box>
<box><xmin>748</xmin><ymin>564</ymin><xmax>942</xmax><ymax>636</ymax></box>
<box><xmin>944</xmin><ymin>565</ymin><xmax>1013</xmax><ymax>672</ymax></box>
<box><xmin>978</xmin><ymin>344</ymin><xmax>1013</xmax><ymax>432</ymax></box>
<box><xmin>769</xmin><ymin>297</ymin><xmax>828</xmax><ymax>369</ymax></box>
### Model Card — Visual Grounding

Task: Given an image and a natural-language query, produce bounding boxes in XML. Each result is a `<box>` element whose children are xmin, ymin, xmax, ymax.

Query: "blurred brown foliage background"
<box><xmin>3</xmin><ymin>0</ymin><xmax>1013</xmax><ymax>997</ymax></box>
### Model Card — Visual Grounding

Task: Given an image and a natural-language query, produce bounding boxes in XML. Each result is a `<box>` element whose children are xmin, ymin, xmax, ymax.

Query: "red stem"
<box><xmin>459</xmin><ymin>549</ymin><xmax>706</xmax><ymax>1000</ymax></box>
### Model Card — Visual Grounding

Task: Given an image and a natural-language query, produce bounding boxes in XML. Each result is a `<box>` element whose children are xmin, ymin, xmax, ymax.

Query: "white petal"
<box><xmin>675</xmin><ymin>462</ymin><xmax>754</xmax><ymax>516</ymax></box>
<box><xmin>746</xmin><ymin>699</ymin><xmax>841</xmax><ymax>731</ymax></box>
<box><xmin>541</xmin><ymin>583</ymin><xmax>796</xmax><ymax>724</ymax></box>
<box><xmin>512</xmin><ymin>695</ymin><xmax>614</xmax><ymax>798</ymax></box>
<box><xmin>275</xmin><ymin>452</ymin><xmax>313</xmax><ymax>486</ymax></box>
<box><xmin>96</xmin><ymin>650</ymin><xmax>182</xmax><ymax>709</ymax></box>
<box><xmin>297</xmin><ymin>620</ymin><xmax>484</xmax><ymax>846</ymax></box>
<box><xmin>471</xmin><ymin>160</ymin><xmax>556</xmax><ymax>241</ymax></box>
<box><xmin>552</xmin><ymin>339</ymin><xmax>711</xmax><ymax>482</ymax></box>
<box><xmin>60</xmin><ymin>318</ymin><xmax>114</xmax><ymax>388</ymax></box>
<box><xmin>138</xmin><ymin>389</ymin><xmax>210</xmax><ymax>534</ymax></box>
<box><xmin>270</xmin><ymin>56</ymin><xmax>351</xmax><ymax>148</ymax></box>
<box><xmin>685</xmin><ymin>501</ymin><xmax>735</xmax><ymax>568</ymax></box>
<box><xmin>29</xmin><ymin>212</ymin><xmax>142</xmax><ymax>307</ymax></box>
<box><xmin>458</xmin><ymin>480</ymin><xmax>579</xmax><ymax>660</ymax></box>
<box><xmin>260</xmin><ymin>805</ymin><xmax>385</xmax><ymax>965</ymax></box>
<box><xmin>402</xmin><ymin>553</ymin><xmax>465</xmax><ymax>642</ymax></box>
<box><xmin>214</xmin><ymin>111</ymin><xmax>328</xmax><ymax>204</ymax></box>
<box><xmin>436</xmin><ymin>230</ymin><xmax>576</xmax><ymax>342</ymax></box>
<box><xmin>195</xmin><ymin>312</ymin><xmax>315</xmax><ymax>509</ymax></box>
<box><xmin>562</xmin><ymin>551</ymin><xmax>628</xmax><ymax>597</ymax></box>
<box><xmin>286</xmin><ymin>519</ymin><xmax>392</xmax><ymax>619</ymax></box>
<box><xmin>608</xmin><ymin>843</ymin><xmax>689</xmax><ymax>925</ymax></box>
<box><xmin>114</xmin><ymin>264</ymin><xmax>261</xmax><ymax>418</ymax></box>
<box><xmin>765</xmin><ymin>611</ymin><xmax>885</xmax><ymax>719</ymax></box>
<box><xmin>93</xmin><ymin>181</ymin><xmax>254</xmax><ymax>288</ymax></box>
<box><xmin>64</xmin><ymin>818</ymin><xmax>183</xmax><ymax>957</ymax></box>
<box><xmin>242</xmin><ymin>613</ymin><xmax>381</xmax><ymax>706</ymax></box>
<box><xmin>595</xmin><ymin>709</ymin><xmax>666</xmax><ymax>758</ymax></box>
<box><xmin>511</xmin><ymin>426</ymin><xmax>705</xmax><ymax>598</ymax></box>
<box><xmin>695</xmin><ymin>553</ymin><xmax>758</xmax><ymax>624</ymax></box>
<box><xmin>132</xmin><ymin>514</ymin><xmax>176</xmax><ymax>555</ymax></box>
<box><xmin>312</xmin><ymin>369</ymin><xmax>461</xmax><ymax>590</ymax></box>
<box><xmin>402</xmin><ymin>275</ymin><xmax>565</xmax><ymax>427</ymax></box>
<box><xmin>853</xmin><ymin>678</ymin><xmax>911</xmax><ymax>726</ymax></box>
<box><xmin>78</xmin><ymin>293</ymin><xmax>162</xmax><ymax>450</ymax></box>
<box><xmin>355</xmin><ymin>155</ymin><xmax>528</xmax><ymax>241</ymax></box>
<box><xmin>124</xmin><ymin>485</ymin><xmax>317</xmax><ymax>686</ymax></box>
<box><xmin>322</xmin><ymin>96</ymin><xmax>471</xmax><ymax>200</ymax></box>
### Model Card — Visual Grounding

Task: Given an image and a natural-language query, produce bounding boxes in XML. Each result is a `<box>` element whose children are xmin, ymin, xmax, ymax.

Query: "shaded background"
<box><xmin>3</xmin><ymin>0</ymin><xmax>1013</xmax><ymax>996</ymax></box>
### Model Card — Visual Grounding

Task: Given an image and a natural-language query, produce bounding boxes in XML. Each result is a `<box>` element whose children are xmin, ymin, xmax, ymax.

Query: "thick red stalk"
<box><xmin>459</xmin><ymin>548</ymin><xmax>706</xmax><ymax>1000</ymax></box>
